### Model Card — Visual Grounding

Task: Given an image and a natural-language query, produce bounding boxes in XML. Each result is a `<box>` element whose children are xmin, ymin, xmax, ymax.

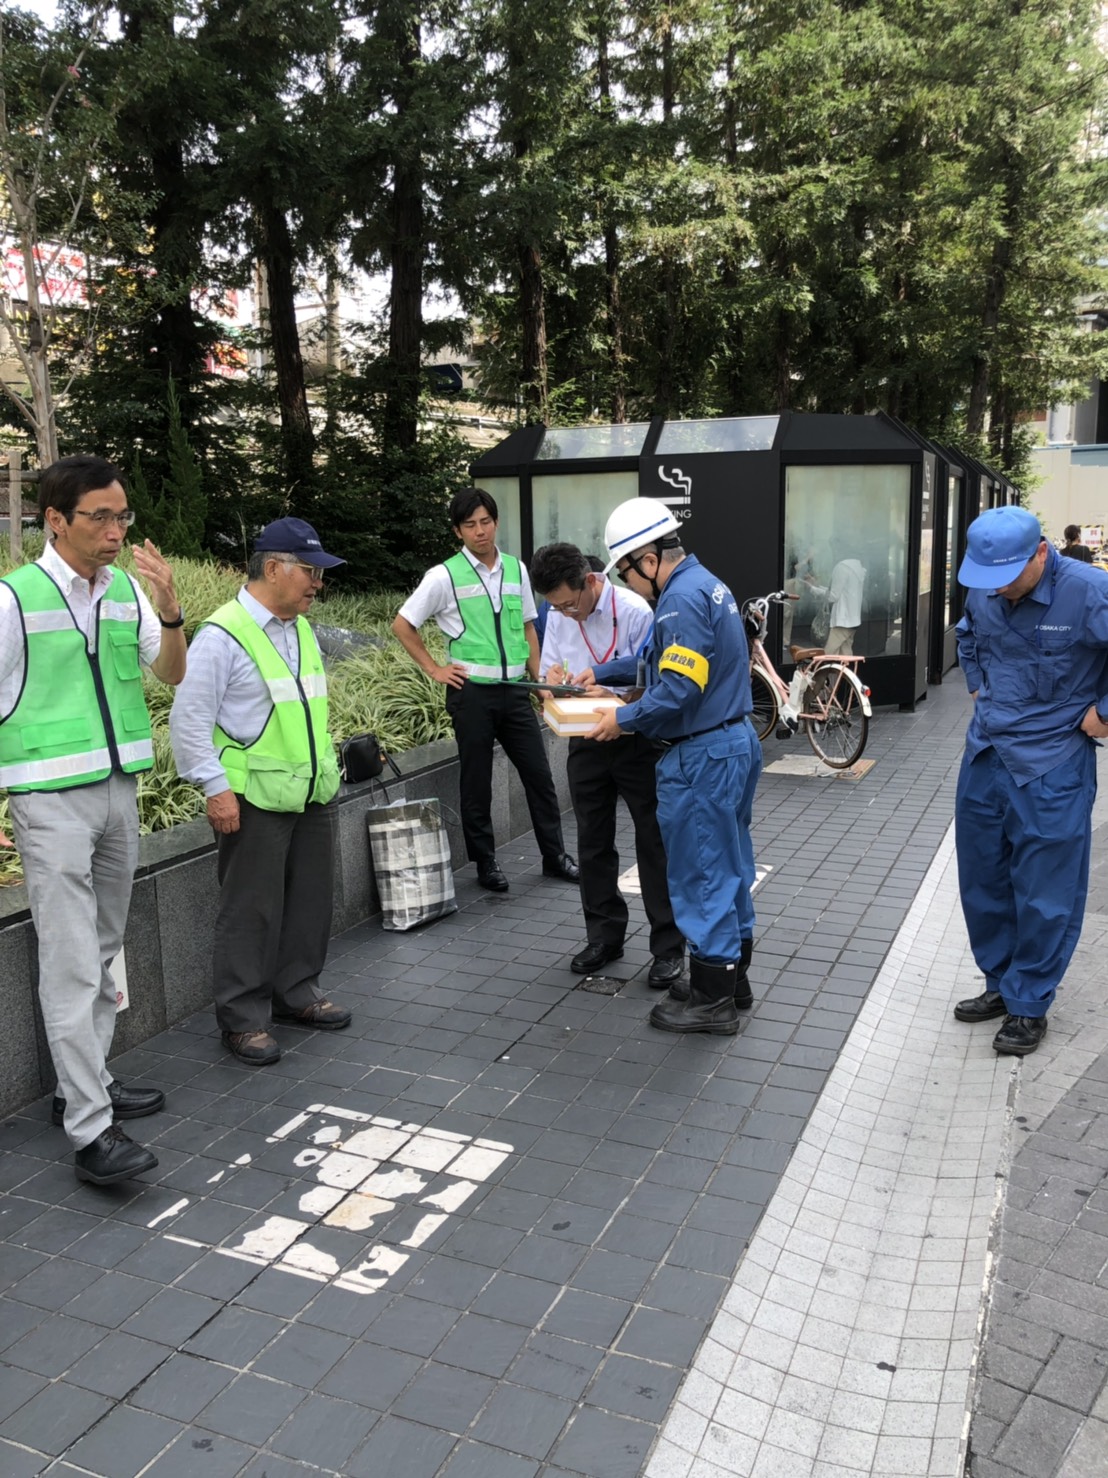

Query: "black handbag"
<box><xmin>339</xmin><ymin>732</ymin><xmax>402</xmax><ymax>786</ymax></box>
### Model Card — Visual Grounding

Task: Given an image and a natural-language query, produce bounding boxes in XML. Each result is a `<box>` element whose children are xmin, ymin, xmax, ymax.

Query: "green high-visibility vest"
<box><xmin>203</xmin><ymin>597</ymin><xmax>340</xmax><ymax>812</ymax></box>
<box><xmin>0</xmin><ymin>563</ymin><xmax>153</xmax><ymax>793</ymax></box>
<box><xmin>444</xmin><ymin>551</ymin><xmax>529</xmax><ymax>682</ymax></box>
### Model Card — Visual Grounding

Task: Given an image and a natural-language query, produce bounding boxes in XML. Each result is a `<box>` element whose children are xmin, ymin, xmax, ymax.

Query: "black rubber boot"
<box><xmin>734</xmin><ymin>937</ymin><xmax>754</xmax><ymax>1010</ymax></box>
<box><xmin>650</xmin><ymin>958</ymin><xmax>740</xmax><ymax>1035</ymax></box>
<box><xmin>668</xmin><ymin>937</ymin><xmax>753</xmax><ymax>1007</ymax></box>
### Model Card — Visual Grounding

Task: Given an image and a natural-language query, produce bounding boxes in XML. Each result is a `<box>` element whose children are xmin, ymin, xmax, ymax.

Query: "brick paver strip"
<box><xmin>0</xmin><ymin>685</ymin><xmax>972</xmax><ymax>1474</ymax></box>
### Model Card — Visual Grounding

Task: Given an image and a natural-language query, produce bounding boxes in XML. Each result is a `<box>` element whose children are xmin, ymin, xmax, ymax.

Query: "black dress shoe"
<box><xmin>647</xmin><ymin>956</ymin><xmax>684</xmax><ymax>989</ymax></box>
<box><xmin>52</xmin><ymin>1080</ymin><xmax>165</xmax><ymax>1128</ymax></box>
<box><xmin>74</xmin><ymin>1125</ymin><xmax>158</xmax><ymax>1185</ymax></box>
<box><xmin>572</xmin><ymin>941</ymin><xmax>624</xmax><ymax>975</ymax></box>
<box><xmin>953</xmin><ymin>990</ymin><xmax>1007</xmax><ymax>1023</ymax></box>
<box><xmin>993</xmin><ymin>1014</ymin><xmax>1048</xmax><ymax>1056</ymax></box>
<box><xmin>477</xmin><ymin>860</ymin><xmax>509</xmax><ymax>892</ymax></box>
<box><xmin>542</xmin><ymin>853</ymin><xmax>580</xmax><ymax>883</ymax></box>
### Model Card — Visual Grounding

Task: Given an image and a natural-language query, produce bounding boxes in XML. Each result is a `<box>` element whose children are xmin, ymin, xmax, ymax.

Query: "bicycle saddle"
<box><xmin>789</xmin><ymin>645</ymin><xmax>825</xmax><ymax>661</ymax></box>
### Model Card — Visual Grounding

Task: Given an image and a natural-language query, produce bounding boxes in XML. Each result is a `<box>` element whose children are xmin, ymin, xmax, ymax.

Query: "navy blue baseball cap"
<box><xmin>254</xmin><ymin>517</ymin><xmax>345</xmax><ymax>568</ymax></box>
<box><xmin>958</xmin><ymin>507</ymin><xmax>1042</xmax><ymax>589</ymax></box>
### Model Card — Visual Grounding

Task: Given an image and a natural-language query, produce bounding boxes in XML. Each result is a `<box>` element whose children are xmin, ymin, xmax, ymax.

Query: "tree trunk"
<box><xmin>597</xmin><ymin>19</ymin><xmax>625</xmax><ymax>423</ymax></box>
<box><xmin>655</xmin><ymin>24</ymin><xmax>678</xmax><ymax>418</ymax></box>
<box><xmin>518</xmin><ymin>235</ymin><xmax>548</xmax><ymax>421</ymax></box>
<box><xmin>384</xmin><ymin>7</ymin><xmax>423</xmax><ymax>456</ymax></box>
<box><xmin>256</xmin><ymin>203</ymin><xmax>316</xmax><ymax>496</ymax></box>
<box><xmin>967</xmin><ymin>233</ymin><xmax>1012</xmax><ymax>441</ymax></box>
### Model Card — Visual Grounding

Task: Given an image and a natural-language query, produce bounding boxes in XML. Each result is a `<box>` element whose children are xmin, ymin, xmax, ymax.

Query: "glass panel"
<box><xmin>943</xmin><ymin>476</ymin><xmax>960</xmax><ymax>628</ymax></box>
<box><xmin>782</xmin><ymin>464</ymin><xmax>912</xmax><ymax>660</ymax></box>
<box><xmin>473</xmin><ymin>476</ymin><xmax>521</xmax><ymax>557</ymax></box>
<box><xmin>530</xmin><ymin>471</ymin><xmax>640</xmax><ymax>563</ymax></box>
<box><xmin>535</xmin><ymin>424</ymin><xmax>650</xmax><ymax>461</ymax></box>
<box><xmin>656</xmin><ymin>417</ymin><xmax>779</xmax><ymax>454</ymax></box>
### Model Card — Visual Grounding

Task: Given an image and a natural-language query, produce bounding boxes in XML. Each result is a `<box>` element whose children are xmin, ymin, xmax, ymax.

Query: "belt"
<box><xmin>662</xmin><ymin>716</ymin><xmax>746</xmax><ymax>748</ymax></box>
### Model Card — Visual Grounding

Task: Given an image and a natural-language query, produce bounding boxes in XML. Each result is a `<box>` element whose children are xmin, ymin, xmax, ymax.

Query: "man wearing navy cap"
<box><xmin>953</xmin><ymin>505</ymin><xmax>1108</xmax><ymax>1055</ymax></box>
<box><xmin>170</xmin><ymin>518</ymin><xmax>352</xmax><ymax>1065</ymax></box>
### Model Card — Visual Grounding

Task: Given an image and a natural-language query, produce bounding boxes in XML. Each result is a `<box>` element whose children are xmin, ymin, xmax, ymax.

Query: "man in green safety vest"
<box><xmin>0</xmin><ymin>455</ymin><xmax>187</xmax><ymax>1186</ymax></box>
<box><xmin>169</xmin><ymin>518</ymin><xmax>351</xmax><ymax>1067</ymax></box>
<box><xmin>392</xmin><ymin>487</ymin><xmax>578</xmax><ymax>892</ymax></box>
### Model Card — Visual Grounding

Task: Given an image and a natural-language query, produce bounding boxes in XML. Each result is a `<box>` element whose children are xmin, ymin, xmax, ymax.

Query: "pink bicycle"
<box><xmin>743</xmin><ymin>590</ymin><xmax>872</xmax><ymax>769</ymax></box>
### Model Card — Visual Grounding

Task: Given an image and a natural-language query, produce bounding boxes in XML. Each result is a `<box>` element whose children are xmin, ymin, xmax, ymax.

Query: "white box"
<box><xmin>542</xmin><ymin>694</ymin><xmax>624</xmax><ymax>737</ymax></box>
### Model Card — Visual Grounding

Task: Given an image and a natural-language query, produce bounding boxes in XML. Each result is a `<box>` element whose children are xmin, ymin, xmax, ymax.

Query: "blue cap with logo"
<box><xmin>254</xmin><ymin>517</ymin><xmax>345</xmax><ymax>569</ymax></box>
<box><xmin>958</xmin><ymin>506</ymin><xmax>1041</xmax><ymax>589</ymax></box>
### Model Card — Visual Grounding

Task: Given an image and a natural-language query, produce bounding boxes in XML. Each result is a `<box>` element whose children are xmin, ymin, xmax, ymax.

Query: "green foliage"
<box><xmin>0</xmin><ymin>544</ymin><xmax>450</xmax><ymax>885</ymax></box>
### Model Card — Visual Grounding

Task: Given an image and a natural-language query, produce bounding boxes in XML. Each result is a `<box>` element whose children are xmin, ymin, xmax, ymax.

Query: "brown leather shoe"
<box><xmin>272</xmin><ymin>1000</ymin><xmax>352</xmax><ymax>1031</ymax></box>
<box><xmin>222</xmin><ymin>1029</ymin><xmax>281</xmax><ymax>1065</ymax></box>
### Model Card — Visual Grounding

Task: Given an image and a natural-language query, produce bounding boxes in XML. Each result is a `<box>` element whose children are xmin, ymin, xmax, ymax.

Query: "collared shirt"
<box><xmin>539</xmin><ymin>579</ymin><xmax>653</xmax><ymax>696</ymax></box>
<box><xmin>0</xmin><ymin>541</ymin><xmax>162</xmax><ymax>719</ymax></box>
<box><xmin>595</xmin><ymin>555</ymin><xmax>752</xmax><ymax>741</ymax></box>
<box><xmin>397</xmin><ymin>546</ymin><xmax>539</xmax><ymax>638</ymax></box>
<box><xmin>169</xmin><ymin>587</ymin><xmax>305</xmax><ymax>797</ymax></box>
<box><xmin>956</xmin><ymin>545</ymin><xmax>1108</xmax><ymax>785</ymax></box>
<box><xmin>829</xmin><ymin>558</ymin><xmax>865</xmax><ymax>628</ymax></box>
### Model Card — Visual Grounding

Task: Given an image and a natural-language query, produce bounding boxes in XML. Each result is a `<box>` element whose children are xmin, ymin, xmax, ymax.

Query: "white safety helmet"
<box><xmin>602</xmin><ymin>497</ymin><xmax>680</xmax><ymax>576</ymax></box>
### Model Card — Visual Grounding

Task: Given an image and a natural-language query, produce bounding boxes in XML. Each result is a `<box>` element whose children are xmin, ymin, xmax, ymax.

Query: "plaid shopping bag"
<box><xmin>366</xmin><ymin>797</ymin><xmax>458</xmax><ymax>931</ymax></box>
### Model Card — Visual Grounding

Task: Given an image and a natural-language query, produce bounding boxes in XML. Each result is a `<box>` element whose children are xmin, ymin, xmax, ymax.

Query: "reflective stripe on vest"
<box><xmin>202</xmin><ymin>598</ymin><xmax>340</xmax><ymax>812</ymax></box>
<box><xmin>0</xmin><ymin>563</ymin><xmax>153</xmax><ymax>792</ymax></box>
<box><xmin>444</xmin><ymin>552</ymin><xmax>529</xmax><ymax>682</ymax></box>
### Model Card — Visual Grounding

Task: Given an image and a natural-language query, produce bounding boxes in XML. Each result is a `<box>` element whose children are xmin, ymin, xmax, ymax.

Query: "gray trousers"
<box><xmin>9</xmin><ymin>774</ymin><xmax>139</xmax><ymax>1150</ymax></box>
<box><xmin>212</xmin><ymin>797</ymin><xmax>336</xmax><ymax>1034</ymax></box>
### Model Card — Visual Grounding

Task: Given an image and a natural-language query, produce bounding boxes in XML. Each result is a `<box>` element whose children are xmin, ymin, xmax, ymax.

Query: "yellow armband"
<box><xmin>658</xmin><ymin>644</ymin><xmax>709</xmax><ymax>691</ymax></box>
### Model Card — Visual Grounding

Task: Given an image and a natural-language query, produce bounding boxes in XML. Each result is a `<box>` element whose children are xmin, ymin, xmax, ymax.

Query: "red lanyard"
<box><xmin>581</xmin><ymin>585</ymin><xmax>618</xmax><ymax>665</ymax></box>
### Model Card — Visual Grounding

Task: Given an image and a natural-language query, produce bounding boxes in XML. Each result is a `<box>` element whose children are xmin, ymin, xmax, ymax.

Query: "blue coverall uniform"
<box><xmin>595</xmin><ymin>555</ymin><xmax>761</xmax><ymax>964</ymax></box>
<box><xmin>955</xmin><ymin>545</ymin><xmax>1108</xmax><ymax>1017</ymax></box>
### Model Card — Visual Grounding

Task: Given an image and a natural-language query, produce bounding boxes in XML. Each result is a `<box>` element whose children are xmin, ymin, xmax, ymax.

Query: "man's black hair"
<box><xmin>530</xmin><ymin>542</ymin><xmax>592</xmax><ymax>596</ymax></box>
<box><xmin>39</xmin><ymin>455</ymin><xmax>126</xmax><ymax>522</ymax></box>
<box><xmin>449</xmin><ymin>486</ymin><xmax>498</xmax><ymax>528</ymax></box>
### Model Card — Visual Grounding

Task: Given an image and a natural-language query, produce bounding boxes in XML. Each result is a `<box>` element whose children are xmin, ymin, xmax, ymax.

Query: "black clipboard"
<box><xmin>492</xmin><ymin>680</ymin><xmax>589</xmax><ymax>696</ymax></box>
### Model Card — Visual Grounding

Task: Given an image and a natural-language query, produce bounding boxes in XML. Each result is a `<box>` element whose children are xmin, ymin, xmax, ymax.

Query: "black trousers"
<box><xmin>213</xmin><ymin>797</ymin><xmax>336</xmax><ymax>1033</ymax></box>
<box><xmin>446</xmin><ymin>680</ymin><xmax>565</xmax><ymax>865</ymax></box>
<box><xmin>567</xmin><ymin>732</ymin><xmax>683</xmax><ymax>959</ymax></box>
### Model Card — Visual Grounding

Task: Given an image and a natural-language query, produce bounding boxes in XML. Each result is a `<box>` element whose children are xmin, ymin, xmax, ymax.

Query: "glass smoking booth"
<box><xmin>471</xmin><ymin>412</ymin><xmax>1017</xmax><ymax>710</ymax></box>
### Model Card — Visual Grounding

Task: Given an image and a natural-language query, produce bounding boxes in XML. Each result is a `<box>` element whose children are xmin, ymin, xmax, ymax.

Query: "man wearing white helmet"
<box><xmin>576</xmin><ymin>497</ymin><xmax>762</xmax><ymax>1035</ymax></box>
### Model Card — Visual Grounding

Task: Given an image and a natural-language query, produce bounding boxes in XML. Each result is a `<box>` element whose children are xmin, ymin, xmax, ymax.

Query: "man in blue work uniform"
<box><xmin>583</xmin><ymin>498</ymin><xmax>761</xmax><ymax>1035</ymax></box>
<box><xmin>953</xmin><ymin>505</ymin><xmax>1108</xmax><ymax>1055</ymax></box>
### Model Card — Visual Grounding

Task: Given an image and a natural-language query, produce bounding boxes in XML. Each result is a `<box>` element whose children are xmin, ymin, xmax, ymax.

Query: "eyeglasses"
<box><xmin>289</xmin><ymin>559</ymin><xmax>324</xmax><ymax>584</ymax></box>
<box><xmin>73</xmin><ymin>509</ymin><xmax>135</xmax><ymax>528</ymax></box>
<box><xmin>548</xmin><ymin>594</ymin><xmax>583</xmax><ymax>615</ymax></box>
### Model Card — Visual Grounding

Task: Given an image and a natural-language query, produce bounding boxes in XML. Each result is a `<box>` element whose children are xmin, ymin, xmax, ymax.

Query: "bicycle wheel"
<box><xmin>749</xmin><ymin>668</ymin><xmax>778</xmax><ymax>740</ymax></box>
<box><xmin>803</xmin><ymin>666</ymin><xmax>868</xmax><ymax>768</ymax></box>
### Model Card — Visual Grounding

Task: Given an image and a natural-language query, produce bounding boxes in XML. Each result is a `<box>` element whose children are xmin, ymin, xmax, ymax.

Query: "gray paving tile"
<box><xmin>66</xmin><ymin>1330</ymin><xmax>170</xmax><ymax>1397</ymax></box>
<box><xmin>251</xmin><ymin>1321</ymin><xmax>351</xmax><ymax>1388</ymax></box>
<box><xmin>268</xmin><ymin>1390</ymin><xmax>379</xmax><ymax>1468</ymax></box>
<box><xmin>549</xmin><ymin>1406</ymin><xmax>654</xmax><ymax>1478</ymax></box>
<box><xmin>0</xmin><ymin>1380</ymin><xmax>112</xmax><ymax>1455</ymax></box>
<box><xmin>473</xmin><ymin>1272</ymin><xmax>560</xmax><ymax>1328</ymax></box>
<box><xmin>181</xmin><ymin>1305</ymin><xmax>282</xmax><ymax>1366</ymax></box>
<box><xmin>197</xmin><ymin>1372</ymin><xmax>304</xmax><ymax>1445</ymax></box>
<box><xmin>470</xmin><ymin>1382</ymin><xmax>573</xmax><ymax>1458</ymax></box>
<box><xmin>346</xmin><ymin>1414</ymin><xmax>458</xmax><ymax>1477</ymax></box>
<box><xmin>363</xmin><ymin>1296</ymin><xmax>460</xmax><ymax>1355</ymax></box>
<box><xmin>3</xmin><ymin>1312</ymin><xmax>106</xmax><ymax>1377</ymax></box>
<box><xmin>130</xmin><ymin>1352</ymin><xmax>237</xmax><ymax>1422</ymax></box>
<box><xmin>440</xmin><ymin>1440</ymin><xmax>540</xmax><ymax>1478</ymax></box>
<box><xmin>141</xmin><ymin>1431</ymin><xmax>254</xmax><ymax>1478</ymax></box>
<box><xmin>392</xmin><ymin>1362</ymin><xmax>496</xmax><ymax>1433</ymax></box>
<box><xmin>509</xmin><ymin>1332</ymin><xmax>606</xmax><ymax>1400</ymax></box>
<box><xmin>0</xmin><ymin>1438</ymin><xmax>51</xmax><ymax>1477</ymax></box>
<box><xmin>585</xmin><ymin>1352</ymin><xmax>684</xmax><ymax>1422</ymax></box>
<box><xmin>65</xmin><ymin>1405</ymin><xmax>182</xmax><ymax>1477</ymax></box>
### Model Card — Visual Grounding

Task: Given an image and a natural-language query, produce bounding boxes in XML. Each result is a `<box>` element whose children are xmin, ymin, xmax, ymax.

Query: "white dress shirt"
<box><xmin>169</xmin><ymin>588</ymin><xmax>308</xmax><ymax>797</ymax></box>
<box><xmin>0</xmin><ymin>541</ymin><xmax>162</xmax><ymax>719</ymax></box>
<box><xmin>829</xmin><ymin>558</ymin><xmax>866</xmax><ymax>629</ymax></box>
<box><xmin>398</xmin><ymin>546</ymin><xmax>539</xmax><ymax>638</ymax></box>
<box><xmin>540</xmin><ymin>579</ymin><xmax>653</xmax><ymax>696</ymax></box>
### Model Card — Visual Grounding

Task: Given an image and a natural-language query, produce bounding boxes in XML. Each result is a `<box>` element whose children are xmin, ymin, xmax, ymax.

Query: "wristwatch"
<box><xmin>159</xmin><ymin>607</ymin><xmax>185</xmax><ymax>629</ymax></box>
